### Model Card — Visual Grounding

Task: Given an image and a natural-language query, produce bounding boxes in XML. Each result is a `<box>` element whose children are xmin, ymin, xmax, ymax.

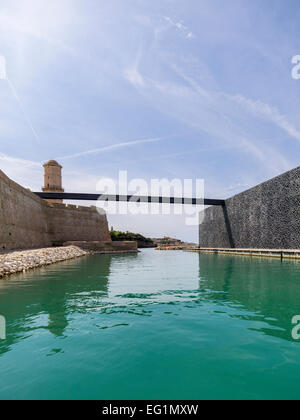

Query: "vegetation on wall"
<box><xmin>110</xmin><ymin>229</ymin><xmax>154</xmax><ymax>245</ymax></box>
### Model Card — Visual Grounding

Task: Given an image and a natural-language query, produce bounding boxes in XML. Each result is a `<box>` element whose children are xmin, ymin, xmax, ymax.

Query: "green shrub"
<box><xmin>110</xmin><ymin>230</ymin><xmax>154</xmax><ymax>244</ymax></box>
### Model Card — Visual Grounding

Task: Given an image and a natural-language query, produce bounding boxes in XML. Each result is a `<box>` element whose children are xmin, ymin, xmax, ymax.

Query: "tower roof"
<box><xmin>43</xmin><ymin>160</ymin><xmax>62</xmax><ymax>168</ymax></box>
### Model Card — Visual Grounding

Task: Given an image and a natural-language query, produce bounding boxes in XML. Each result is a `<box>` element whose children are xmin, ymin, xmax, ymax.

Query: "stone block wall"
<box><xmin>63</xmin><ymin>241</ymin><xmax>138</xmax><ymax>253</ymax></box>
<box><xmin>46</xmin><ymin>204</ymin><xmax>111</xmax><ymax>245</ymax></box>
<box><xmin>0</xmin><ymin>170</ymin><xmax>51</xmax><ymax>250</ymax></box>
<box><xmin>0</xmin><ymin>170</ymin><xmax>111</xmax><ymax>251</ymax></box>
<box><xmin>199</xmin><ymin>166</ymin><xmax>300</xmax><ymax>249</ymax></box>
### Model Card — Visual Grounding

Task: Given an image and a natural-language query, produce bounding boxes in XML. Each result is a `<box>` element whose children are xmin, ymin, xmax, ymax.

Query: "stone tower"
<box><xmin>42</xmin><ymin>160</ymin><xmax>64</xmax><ymax>203</ymax></box>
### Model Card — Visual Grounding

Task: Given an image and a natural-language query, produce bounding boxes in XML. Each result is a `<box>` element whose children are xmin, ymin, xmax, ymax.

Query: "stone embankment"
<box><xmin>63</xmin><ymin>241</ymin><xmax>138</xmax><ymax>253</ymax></box>
<box><xmin>186</xmin><ymin>248</ymin><xmax>300</xmax><ymax>260</ymax></box>
<box><xmin>0</xmin><ymin>246</ymin><xmax>88</xmax><ymax>278</ymax></box>
<box><xmin>156</xmin><ymin>245</ymin><xmax>198</xmax><ymax>251</ymax></box>
<box><xmin>0</xmin><ymin>241</ymin><xmax>139</xmax><ymax>278</ymax></box>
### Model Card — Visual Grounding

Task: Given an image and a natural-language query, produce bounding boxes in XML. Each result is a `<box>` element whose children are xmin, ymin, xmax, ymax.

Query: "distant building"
<box><xmin>152</xmin><ymin>237</ymin><xmax>183</xmax><ymax>247</ymax></box>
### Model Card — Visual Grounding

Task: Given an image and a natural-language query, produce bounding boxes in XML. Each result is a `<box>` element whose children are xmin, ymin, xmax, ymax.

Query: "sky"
<box><xmin>0</xmin><ymin>0</ymin><xmax>300</xmax><ymax>242</ymax></box>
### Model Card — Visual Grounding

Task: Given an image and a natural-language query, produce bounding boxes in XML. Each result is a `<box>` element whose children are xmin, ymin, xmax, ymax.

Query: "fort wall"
<box><xmin>46</xmin><ymin>204</ymin><xmax>111</xmax><ymax>245</ymax></box>
<box><xmin>0</xmin><ymin>170</ymin><xmax>111</xmax><ymax>251</ymax></box>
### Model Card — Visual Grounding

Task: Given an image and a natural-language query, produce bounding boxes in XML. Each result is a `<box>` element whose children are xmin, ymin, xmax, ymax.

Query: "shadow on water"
<box><xmin>198</xmin><ymin>253</ymin><xmax>300</xmax><ymax>342</ymax></box>
<box><xmin>0</xmin><ymin>254</ymin><xmax>128</xmax><ymax>355</ymax></box>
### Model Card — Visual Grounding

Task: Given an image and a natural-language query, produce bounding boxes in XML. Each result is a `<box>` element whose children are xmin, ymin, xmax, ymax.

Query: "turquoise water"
<box><xmin>0</xmin><ymin>249</ymin><xmax>300</xmax><ymax>400</ymax></box>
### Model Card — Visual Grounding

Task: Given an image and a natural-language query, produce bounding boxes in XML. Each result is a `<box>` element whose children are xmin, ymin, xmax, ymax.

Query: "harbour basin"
<box><xmin>0</xmin><ymin>249</ymin><xmax>300</xmax><ymax>400</ymax></box>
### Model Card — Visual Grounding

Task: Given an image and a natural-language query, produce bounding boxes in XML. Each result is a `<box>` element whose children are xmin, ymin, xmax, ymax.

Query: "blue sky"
<box><xmin>0</xmin><ymin>0</ymin><xmax>300</xmax><ymax>242</ymax></box>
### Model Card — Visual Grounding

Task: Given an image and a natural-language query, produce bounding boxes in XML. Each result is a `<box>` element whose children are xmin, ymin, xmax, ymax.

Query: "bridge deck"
<box><xmin>34</xmin><ymin>192</ymin><xmax>225</xmax><ymax>206</ymax></box>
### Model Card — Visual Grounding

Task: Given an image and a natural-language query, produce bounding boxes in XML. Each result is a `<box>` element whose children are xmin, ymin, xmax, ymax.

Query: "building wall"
<box><xmin>199</xmin><ymin>166</ymin><xmax>300</xmax><ymax>249</ymax></box>
<box><xmin>43</xmin><ymin>165</ymin><xmax>62</xmax><ymax>191</ymax></box>
<box><xmin>0</xmin><ymin>170</ymin><xmax>51</xmax><ymax>250</ymax></box>
<box><xmin>0</xmin><ymin>170</ymin><xmax>111</xmax><ymax>251</ymax></box>
<box><xmin>46</xmin><ymin>204</ymin><xmax>111</xmax><ymax>245</ymax></box>
<box><xmin>42</xmin><ymin>161</ymin><xmax>64</xmax><ymax>203</ymax></box>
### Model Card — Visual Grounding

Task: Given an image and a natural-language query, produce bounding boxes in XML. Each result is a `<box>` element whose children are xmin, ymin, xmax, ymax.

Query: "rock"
<box><xmin>0</xmin><ymin>246</ymin><xmax>88</xmax><ymax>278</ymax></box>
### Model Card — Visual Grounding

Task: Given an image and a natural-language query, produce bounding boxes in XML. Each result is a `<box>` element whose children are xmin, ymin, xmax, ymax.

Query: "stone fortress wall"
<box><xmin>46</xmin><ymin>203</ymin><xmax>110</xmax><ymax>245</ymax></box>
<box><xmin>0</xmin><ymin>169</ymin><xmax>111</xmax><ymax>251</ymax></box>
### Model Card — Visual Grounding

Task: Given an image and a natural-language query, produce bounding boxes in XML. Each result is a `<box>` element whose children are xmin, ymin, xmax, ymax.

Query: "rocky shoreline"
<box><xmin>0</xmin><ymin>246</ymin><xmax>89</xmax><ymax>278</ymax></box>
<box><xmin>0</xmin><ymin>245</ymin><xmax>140</xmax><ymax>278</ymax></box>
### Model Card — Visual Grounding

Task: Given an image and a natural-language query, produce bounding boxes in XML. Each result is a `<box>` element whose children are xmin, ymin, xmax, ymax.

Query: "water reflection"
<box><xmin>1</xmin><ymin>250</ymin><xmax>300</xmax><ymax>360</ymax></box>
<box><xmin>198</xmin><ymin>254</ymin><xmax>300</xmax><ymax>342</ymax></box>
<box><xmin>0</xmin><ymin>254</ymin><xmax>114</xmax><ymax>354</ymax></box>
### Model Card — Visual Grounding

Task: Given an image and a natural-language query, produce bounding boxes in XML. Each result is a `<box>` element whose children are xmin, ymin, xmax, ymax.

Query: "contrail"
<box><xmin>0</xmin><ymin>54</ymin><xmax>40</xmax><ymax>144</ymax></box>
<box><xmin>6</xmin><ymin>78</ymin><xmax>41</xmax><ymax>144</ymax></box>
<box><xmin>56</xmin><ymin>136</ymin><xmax>173</xmax><ymax>160</ymax></box>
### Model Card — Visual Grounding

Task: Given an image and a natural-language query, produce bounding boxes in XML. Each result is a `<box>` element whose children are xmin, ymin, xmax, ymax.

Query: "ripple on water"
<box><xmin>1</xmin><ymin>250</ymin><xmax>300</xmax><ymax>400</ymax></box>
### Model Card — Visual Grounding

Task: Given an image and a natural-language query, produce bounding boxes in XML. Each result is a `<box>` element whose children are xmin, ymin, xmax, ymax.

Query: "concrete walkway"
<box><xmin>186</xmin><ymin>248</ymin><xmax>300</xmax><ymax>260</ymax></box>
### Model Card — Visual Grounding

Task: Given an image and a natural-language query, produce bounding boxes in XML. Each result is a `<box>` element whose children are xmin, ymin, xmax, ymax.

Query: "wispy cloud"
<box><xmin>56</xmin><ymin>136</ymin><xmax>172</xmax><ymax>161</ymax></box>
<box><xmin>123</xmin><ymin>44</ymin><xmax>145</xmax><ymax>88</ymax></box>
<box><xmin>171</xmin><ymin>63</ymin><xmax>300</xmax><ymax>148</ymax></box>
<box><xmin>228</xmin><ymin>94</ymin><xmax>300</xmax><ymax>143</ymax></box>
<box><xmin>6</xmin><ymin>78</ymin><xmax>41</xmax><ymax>144</ymax></box>
<box><xmin>0</xmin><ymin>55</ymin><xmax>40</xmax><ymax>143</ymax></box>
<box><xmin>0</xmin><ymin>153</ymin><xmax>40</xmax><ymax>167</ymax></box>
<box><xmin>0</xmin><ymin>8</ymin><xmax>75</xmax><ymax>55</ymax></box>
<box><xmin>0</xmin><ymin>153</ymin><xmax>108</xmax><ymax>194</ymax></box>
<box><xmin>1</xmin><ymin>0</ymin><xmax>299</xmax><ymax>243</ymax></box>
<box><xmin>227</xmin><ymin>183</ymin><xmax>250</xmax><ymax>193</ymax></box>
<box><xmin>124</xmin><ymin>52</ymin><xmax>293</xmax><ymax>175</ymax></box>
<box><xmin>164</xmin><ymin>17</ymin><xmax>195</xmax><ymax>39</ymax></box>
<box><xmin>124</xmin><ymin>68</ymin><xmax>145</xmax><ymax>87</ymax></box>
<box><xmin>0</xmin><ymin>153</ymin><xmax>42</xmax><ymax>190</ymax></box>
